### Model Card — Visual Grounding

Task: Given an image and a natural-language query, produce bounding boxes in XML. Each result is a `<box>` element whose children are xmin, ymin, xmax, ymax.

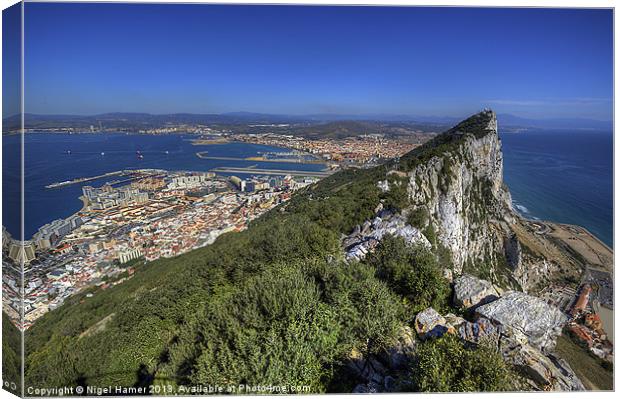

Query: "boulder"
<box><xmin>414</xmin><ymin>307</ymin><xmax>449</xmax><ymax>339</ymax></box>
<box><xmin>444</xmin><ymin>313</ymin><xmax>466</xmax><ymax>329</ymax></box>
<box><xmin>458</xmin><ymin>317</ymin><xmax>498</xmax><ymax>345</ymax></box>
<box><xmin>476</xmin><ymin>291</ymin><xmax>568</xmax><ymax>351</ymax></box>
<box><xmin>453</xmin><ymin>274</ymin><xmax>500</xmax><ymax>309</ymax></box>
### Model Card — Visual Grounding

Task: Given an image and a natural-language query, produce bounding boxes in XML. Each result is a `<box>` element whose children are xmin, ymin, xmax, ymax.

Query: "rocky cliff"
<box><xmin>385</xmin><ymin>110</ymin><xmax>588</xmax><ymax>292</ymax></box>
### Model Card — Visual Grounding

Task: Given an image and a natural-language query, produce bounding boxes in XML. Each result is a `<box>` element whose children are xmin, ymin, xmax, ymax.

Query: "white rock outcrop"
<box><xmin>343</xmin><ymin>212</ymin><xmax>431</xmax><ymax>261</ymax></box>
<box><xmin>475</xmin><ymin>291</ymin><xmax>568</xmax><ymax>351</ymax></box>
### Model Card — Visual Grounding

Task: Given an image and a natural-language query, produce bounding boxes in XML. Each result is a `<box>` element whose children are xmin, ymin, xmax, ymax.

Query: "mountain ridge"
<box><xmin>2</xmin><ymin>111</ymin><xmax>611</xmax><ymax>131</ymax></box>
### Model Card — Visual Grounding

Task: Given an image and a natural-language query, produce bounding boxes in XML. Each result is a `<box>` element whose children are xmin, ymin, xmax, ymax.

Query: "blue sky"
<box><xmin>5</xmin><ymin>3</ymin><xmax>614</xmax><ymax>119</ymax></box>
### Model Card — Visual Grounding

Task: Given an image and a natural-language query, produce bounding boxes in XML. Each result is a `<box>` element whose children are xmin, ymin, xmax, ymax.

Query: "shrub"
<box><xmin>366</xmin><ymin>235</ymin><xmax>450</xmax><ymax>314</ymax></box>
<box><xmin>409</xmin><ymin>335</ymin><xmax>514</xmax><ymax>392</ymax></box>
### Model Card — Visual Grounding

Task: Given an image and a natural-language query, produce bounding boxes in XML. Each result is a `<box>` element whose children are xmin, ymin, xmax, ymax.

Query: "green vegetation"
<box><xmin>382</xmin><ymin>174</ymin><xmax>411</xmax><ymax>211</ymax></box>
<box><xmin>407</xmin><ymin>207</ymin><xmax>429</xmax><ymax>228</ymax></box>
<box><xmin>408</xmin><ymin>334</ymin><xmax>515</xmax><ymax>392</ymax></box>
<box><xmin>162</xmin><ymin>260</ymin><xmax>405</xmax><ymax>392</ymax></box>
<box><xmin>2</xmin><ymin>312</ymin><xmax>21</xmax><ymax>394</ymax></box>
<box><xmin>555</xmin><ymin>335</ymin><xmax>613</xmax><ymax>391</ymax></box>
<box><xmin>25</xmin><ymin>212</ymin><xmax>411</xmax><ymax>391</ymax></box>
<box><xmin>366</xmin><ymin>236</ymin><xmax>450</xmax><ymax>314</ymax></box>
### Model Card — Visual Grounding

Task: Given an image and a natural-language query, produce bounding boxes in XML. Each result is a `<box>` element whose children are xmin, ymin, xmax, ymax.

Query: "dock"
<box><xmin>45</xmin><ymin>169</ymin><xmax>168</xmax><ymax>189</ymax></box>
<box><xmin>45</xmin><ymin>171</ymin><xmax>127</xmax><ymax>189</ymax></box>
<box><xmin>210</xmin><ymin>167</ymin><xmax>334</xmax><ymax>178</ymax></box>
<box><xmin>196</xmin><ymin>151</ymin><xmax>325</xmax><ymax>164</ymax></box>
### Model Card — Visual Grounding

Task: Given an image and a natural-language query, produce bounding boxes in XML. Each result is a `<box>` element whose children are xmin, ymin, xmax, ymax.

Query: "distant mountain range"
<box><xmin>1</xmin><ymin>111</ymin><xmax>612</xmax><ymax>132</ymax></box>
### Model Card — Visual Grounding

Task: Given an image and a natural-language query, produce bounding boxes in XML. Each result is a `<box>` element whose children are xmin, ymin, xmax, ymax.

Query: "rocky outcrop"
<box><xmin>476</xmin><ymin>291</ymin><xmax>568</xmax><ymax>352</ymax></box>
<box><xmin>343</xmin><ymin>211</ymin><xmax>430</xmax><ymax>261</ymax></box>
<box><xmin>453</xmin><ymin>274</ymin><xmax>500</xmax><ymax>309</ymax></box>
<box><xmin>501</xmin><ymin>337</ymin><xmax>585</xmax><ymax>391</ymax></box>
<box><xmin>394</xmin><ymin>110</ymin><xmax>591</xmax><ymax>292</ymax></box>
<box><xmin>346</xmin><ymin>111</ymin><xmax>592</xmax><ymax>392</ymax></box>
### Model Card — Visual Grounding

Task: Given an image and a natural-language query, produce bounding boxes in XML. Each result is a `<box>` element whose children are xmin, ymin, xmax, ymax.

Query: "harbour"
<box><xmin>3</xmin><ymin>133</ymin><xmax>330</xmax><ymax>239</ymax></box>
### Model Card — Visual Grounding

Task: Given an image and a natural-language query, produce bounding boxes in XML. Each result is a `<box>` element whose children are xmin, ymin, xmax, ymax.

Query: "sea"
<box><xmin>500</xmin><ymin>129</ymin><xmax>613</xmax><ymax>248</ymax></box>
<box><xmin>1</xmin><ymin>129</ymin><xmax>614</xmax><ymax>248</ymax></box>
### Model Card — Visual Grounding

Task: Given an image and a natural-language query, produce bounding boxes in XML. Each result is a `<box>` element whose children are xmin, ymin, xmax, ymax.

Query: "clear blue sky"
<box><xmin>7</xmin><ymin>3</ymin><xmax>615</xmax><ymax>119</ymax></box>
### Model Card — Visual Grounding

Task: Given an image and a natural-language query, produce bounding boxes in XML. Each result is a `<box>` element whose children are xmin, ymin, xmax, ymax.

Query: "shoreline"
<box><xmin>514</xmin><ymin>208</ymin><xmax>612</xmax><ymax>252</ymax></box>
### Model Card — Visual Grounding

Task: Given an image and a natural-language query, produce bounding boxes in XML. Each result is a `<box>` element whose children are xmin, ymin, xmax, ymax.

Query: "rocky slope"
<box><xmin>341</xmin><ymin>110</ymin><xmax>612</xmax><ymax>392</ymax></box>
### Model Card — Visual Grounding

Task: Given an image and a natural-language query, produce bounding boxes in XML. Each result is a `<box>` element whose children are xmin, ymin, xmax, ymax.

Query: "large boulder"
<box><xmin>453</xmin><ymin>274</ymin><xmax>500</xmax><ymax>309</ymax></box>
<box><xmin>414</xmin><ymin>307</ymin><xmax>450</xmax><ymax>339</ymax></box>
<box><xmin>476</xmin><ymin>291</ymin><xmax>568</xmax><ymax>351</ymax></box>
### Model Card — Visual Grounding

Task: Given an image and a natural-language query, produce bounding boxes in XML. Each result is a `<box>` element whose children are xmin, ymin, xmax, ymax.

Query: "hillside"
<box><xmin>21</xmin><ymin>111</ymin><xmax>604</xmax><ymax>393</ymax></box>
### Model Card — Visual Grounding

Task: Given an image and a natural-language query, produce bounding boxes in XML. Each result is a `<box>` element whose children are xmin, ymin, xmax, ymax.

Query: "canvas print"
<box><xmin>1</xmin><ymin>1</ymin><xmax>614</xmax><ymax>396</ymax></box>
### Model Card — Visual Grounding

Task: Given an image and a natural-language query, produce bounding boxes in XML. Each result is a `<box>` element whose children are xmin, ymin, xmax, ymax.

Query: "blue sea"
<box><xmin>500</xmin><ymin>129</ymin><xmax>613</xmax><ymax>248</ymax></box>
<box><xmin>2</xmin><ymin>133</ymin><xmax>326</xmax><ymax>239</ymax></box>
<box><xmin>2</xmin><ymin>130</ymin><xmax>614</xmax><ymax>248</ymax></box>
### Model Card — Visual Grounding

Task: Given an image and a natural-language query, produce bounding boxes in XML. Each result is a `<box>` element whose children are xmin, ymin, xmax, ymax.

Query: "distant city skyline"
<box><xmin>3</xmin><ymin>3</ymin><xmax>614</xmax><ymax>120</ymax></box>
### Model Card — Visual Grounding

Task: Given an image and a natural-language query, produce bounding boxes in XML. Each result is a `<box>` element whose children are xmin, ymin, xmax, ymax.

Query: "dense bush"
<box><xmin>409</xmin><ymin>335</ymin><xmax>514</xmax><ymax>392</ymax></box>
<box><xmin>366</xmin><ymin>235</ymin><xmax>450</xmax><ymax>314</ymax></box>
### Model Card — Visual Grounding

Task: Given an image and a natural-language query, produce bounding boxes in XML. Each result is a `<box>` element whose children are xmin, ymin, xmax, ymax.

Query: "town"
<box><xmin>231</xmin><ymin>132</ymin><xmax>421</xmax><ymax>165</ymax></box>
<box><xmin>2</xmin><ymin>170</ymin><xmax>319</xmax><ymax>329</ymax></box>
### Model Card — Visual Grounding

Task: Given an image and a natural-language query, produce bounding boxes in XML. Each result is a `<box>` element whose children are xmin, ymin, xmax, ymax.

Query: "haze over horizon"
<box><xmin>3</xmin><ymin>4</ymin><xmax>613</xmax><ymax>121</ymax></box>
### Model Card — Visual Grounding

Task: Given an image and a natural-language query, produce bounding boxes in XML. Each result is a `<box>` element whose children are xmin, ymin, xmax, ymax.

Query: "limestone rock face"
<box><xmin>404</xmin><ymin>111</ymin><xmax>514</xmax><ymax>277</ymax></box>
<box><xmin>476</xmin><ymin>291</ymin><xmax>568</xmax><ymax>351</ymax></box>
<box><xmin>453</xmin><ymin>274</ymin><xmax>500</xmax><ymax>309</ymax></box>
